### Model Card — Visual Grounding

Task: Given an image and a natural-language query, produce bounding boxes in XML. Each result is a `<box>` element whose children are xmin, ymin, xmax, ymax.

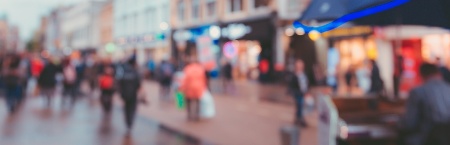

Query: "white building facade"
<box><xmin>60</xmin><ymin>1</ymin><xmax>106</xmax><ymax>53</ymax></box>
<box><xmin>113</xmin><ymin>0</ymin><xmax>171</xmax><ymax>65</ymax></box>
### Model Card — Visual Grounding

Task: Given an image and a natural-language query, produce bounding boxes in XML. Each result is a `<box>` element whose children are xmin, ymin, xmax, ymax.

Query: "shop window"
<box><xmin>206</xmin><ymin>0</ymin><xmax>217</xmax><ymax>18</ymax></box>
<box><xmin>254</xmin><ymin>0</ymin><xmax>269</xmax><ymax>8</ymax></box>
<box><xmin>229</xmin><ymin>0</ymin><xmax>243</xmax><ymax>13</ymax></box>
<box><xmin>192</xmin><ymin>0</ymin><xmax>200</xmax><ymax>20</ymax></box>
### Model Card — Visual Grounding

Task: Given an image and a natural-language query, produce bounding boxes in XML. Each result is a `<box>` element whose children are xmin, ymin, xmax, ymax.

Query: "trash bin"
<box><xmin>280</xmin><ymin>125</ymin><xmax>300</xmax><ymax>145</ymax></box>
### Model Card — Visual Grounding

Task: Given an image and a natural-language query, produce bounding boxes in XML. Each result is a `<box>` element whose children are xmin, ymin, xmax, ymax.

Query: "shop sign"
<box><xmin>196</xmin><ymin>36</ymin><xmax>217</xmax><ymax>70</ymax></box>
<box><xmin>322</xmin><ymin>26</ymin><xmax>372</xmax><ymax>38</ymax></box>
<box><xmin>222</xmin><ymin>23</ymin><xmax>251</xmax><ymax>40</ymax></box>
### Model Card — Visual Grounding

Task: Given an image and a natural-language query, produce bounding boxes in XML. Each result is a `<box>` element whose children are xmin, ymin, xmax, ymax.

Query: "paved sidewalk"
<box><xmin>137</xmin><ymin>81</ymin><xmax>318</xmax><ymax>145</ymax></box>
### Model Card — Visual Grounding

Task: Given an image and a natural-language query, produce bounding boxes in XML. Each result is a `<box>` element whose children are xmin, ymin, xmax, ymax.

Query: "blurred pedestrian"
<box><xmin>84</xmin><ymin>56</ymin><xmax>99</xmax><ymax>95</ymax></box>
<box><xmin>436</xmin><ymin>57</ymin><xmax>450</xmax><ymax>83</ymax></box>
<box><xmin>3</xmin><ymin>54</ymin><xmax>24</xmax><ymax>113</ymax></box>
<box><xmin>99</xmin><ymin>66</ymin><xmax>115</xmax><ymax>114</ymax></box>
<box><xmin>368</xmin><ymin>60</ymin><xmax>384</xmax><ymax>95</ymax></box>
<box><xmin>146</xmin><ymin>58</ymin><xmax>155</xmax><ymax>79</ymax></box>
<box><xmin>181</xmin><ymin>58</ymin><xmax>206</xmax><ymax>122</ymax></box>
<box><xmin>75</xmin><ymin>59</ymin><xmax>86</xmax><ymax>96</ymax></box>
<box><xmin>158</xmin><ymin>59</ymin><xmax>175</xmax><ymax>101</ymax></box>
<box><xmin>287</xmin><ymin>59</ymin><xmax>309</xmax><ymax>127</ymax></box>
<box><xmin>62</xmin><ymin>58</ymin><xmax>77</xmax><ymax>107</ymax></box>
<box><xmin>222</xmin><ymin>60</ymin><xmax>234</xmax><ymax>94</ymax></box>
<box><xmin>355</xmin><ymin>61</ymin><xmax>371</xmax><ymax>94</ymax></box>
<box><xmin>117</xmin><ymin>59</ymin><xmax>141</xmax><ymax>132</ymax></box>
<box><xmin>38</xmin><ymin>58</ymin><xmax>61</xmax><ymax>107</ymax></box>
<box><xmin>393</xmin><ymin>54</ymin><xmax>404</xmax><ymax>98</ymax></box>
<box><xmin>399</xmin><ymin>63</ymin><xmax>450</xmax><ymax>145</ymax></box>
<box><xmin>344</xmin><ymin>66</ymin><xmax>355</xmax><ymax>96</ymax></box>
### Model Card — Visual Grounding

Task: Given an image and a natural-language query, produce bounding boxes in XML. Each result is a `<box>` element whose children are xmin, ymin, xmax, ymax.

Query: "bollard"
<box><xmin>280</xmin><ymin>125</ymin><xmax>300</xmax><ymax>145</ymax></box>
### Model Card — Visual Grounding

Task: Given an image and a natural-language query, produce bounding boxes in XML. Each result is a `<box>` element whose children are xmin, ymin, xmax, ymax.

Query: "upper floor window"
<box><xmin>177</xmin><ymin>0</ymin><xmax>185</xmax><ymax>21</ymax></box>
<box><xmin>229</xmin><ymin>0</ymin><xmax>243</xmax><ymax>13</ymax></box>
<box><xmin>192</xmin><ymin>0</ymin><xmax>201</xmax><ymax>19</ymax></box>
<box><xmin>206</xmin><ymin>0</ymin><xmax>217</xmax><ymax>18</ymax></box>
<box><xmin>254</xmin><ymin>0</ymin><xmax>269</xmax><ymax>8</ymax></box>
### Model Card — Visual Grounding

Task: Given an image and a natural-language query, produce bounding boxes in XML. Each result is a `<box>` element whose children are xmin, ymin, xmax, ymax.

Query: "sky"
<box><xmin>0</xmin><ymin>0</ymin><xmax>84</xmax><ymax>40</ymax></box>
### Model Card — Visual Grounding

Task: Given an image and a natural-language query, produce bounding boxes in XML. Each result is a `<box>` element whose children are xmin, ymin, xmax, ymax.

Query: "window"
<box><xmin>146</xmin><ymin>8</ymin><xmax>156</xmax><ymax>32</ymax></box>
<box><xmin>177</xmin><ymin>0</ymin><xmax>185</xmax><ymax>21</ymax></box>
<box><xmin>254</xmin><ymin>0</ymin><xmax>269</xmax><ymax>8</ymax></box>
<box><xmin>206</xmin><ymin>0</ymin><xmax>216</xmax><ymax>17</ymax></box>
<box><xmin>192</xmin><ymin>0</ymin><xmax>200</xmax><ymax>19</ymax></box>
<box><xmin>229</xmin><ymin>0</ymin><xmax>243</xmax><ymax>13</ymax></box>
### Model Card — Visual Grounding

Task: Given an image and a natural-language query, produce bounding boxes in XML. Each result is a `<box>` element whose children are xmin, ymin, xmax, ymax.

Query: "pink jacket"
<box><xmin>181</xmin><ymin>63</ymin><xmax>206</xmax><ymax>99</ymax></box>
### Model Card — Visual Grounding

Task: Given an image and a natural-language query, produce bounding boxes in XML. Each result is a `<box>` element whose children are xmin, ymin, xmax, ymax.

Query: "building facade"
<box><xmin>171</xmin><ymin>0</ymin><xmax>308</xmax><ymax>82</ymax></box>
<box><xmin>113</xmin><ymin>0</ymin><xmax>171</xmax><ymax>65</ymax></box>
<box><xmin>60</xmin><ymin>1</ymin><xmax>106</xmax><ymax>53</ymax></box>
<box><xmin>98</xmin><ymin>1</ymin><xmax>114</xmax><ymax>57</ymax></box>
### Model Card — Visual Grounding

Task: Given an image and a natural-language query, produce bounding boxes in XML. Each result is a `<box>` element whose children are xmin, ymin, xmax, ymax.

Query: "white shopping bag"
<box><xmin>200</xmin><ymin>90</ymin><xmax>216</xmax><ymax>118</ymax></box>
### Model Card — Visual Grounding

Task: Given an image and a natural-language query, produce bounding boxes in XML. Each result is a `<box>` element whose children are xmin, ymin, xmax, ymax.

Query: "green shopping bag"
<box><xmin>175</xmin><ymin>91</ymin><xmax>185</xmax><ymax>109</ymax></box>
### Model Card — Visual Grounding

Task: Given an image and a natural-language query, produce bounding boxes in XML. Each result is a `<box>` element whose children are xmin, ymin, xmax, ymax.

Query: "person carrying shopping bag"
<box><xmin>181</xmin><ymin>59</ymin><xmax>207</xmax><ymax>122</ymax></box>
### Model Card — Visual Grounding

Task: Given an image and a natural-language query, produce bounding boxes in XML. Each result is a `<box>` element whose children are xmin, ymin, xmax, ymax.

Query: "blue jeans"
<box><xmin>5</xmin><ymin>86</ymin><xmax>22</xmax><ymax>111</ymax></box>
<box><xmin>294</xmin><ymin>94</ymin><xmax>304</xmax><ymax>120</ymax></box>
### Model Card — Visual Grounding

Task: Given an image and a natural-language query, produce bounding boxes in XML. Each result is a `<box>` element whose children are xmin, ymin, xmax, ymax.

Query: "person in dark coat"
<box><xmin>3</xmin><ymin>54</ymin><xmax>23</xmax><ymax>113</ymax></box>
<box><xmin>369</xmin><ymin>60</ymin><xmax>384</xmax><ymax>94</ymax></box>
<box><xmin>435</xmin><ymin>57</ymin><xmax>450</xmax><ymax>84</ymax></box>
<box><xmin>222</xmin><ymin>60</ymin><xmax>234</xmax><ymax>94</ymax></box>
<box><xmin>117</xmin><ymin>59</ymin><xmax>141</xmax><ymax>133</ymax></box>
<box><xmin>286</xmin><ymin>59</ymin><xmax>309</xmax><ymax>127</ymax></box>
<box><xmin>399</xmin><ymin>63</ymin><xmax>450</xmax><ymax>145</ymax></box>
<box><xmin>38</xmin><ymin>58</ymin><xmax>61</xmax><ymax>107</ymax></box>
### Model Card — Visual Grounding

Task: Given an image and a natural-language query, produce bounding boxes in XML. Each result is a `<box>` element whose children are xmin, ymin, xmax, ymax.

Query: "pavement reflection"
<box><xmin>0</xmin><ymin>94</ymin><xmax>203</xmax><ymax>145</ymax></box>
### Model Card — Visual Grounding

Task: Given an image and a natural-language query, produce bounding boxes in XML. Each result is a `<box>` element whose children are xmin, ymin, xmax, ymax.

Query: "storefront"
<box><xmin>315</xmin><ymin>26</ymin><xmax>378</xmax><ymax>96</ymax></box>
<box><xmin>375</xmin><ymin>25</ymin><xmax>450</xmax><ymax>98</ymax></box>
<box><xmin>220</xmin><ymin>17</ymin><xmax>276</xmax><ymax>82</ymax></box>
<box><xmin>172</xmin><ymin>25</ymin><xmax>221</xmax><ymax>73</ymax></box>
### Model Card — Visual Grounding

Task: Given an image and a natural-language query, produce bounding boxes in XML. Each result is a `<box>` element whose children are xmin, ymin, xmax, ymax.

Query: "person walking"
<box><xmin>38</xmin><ymin>58</ymin><xmax>61</xmax><ymax>107</ymax></box>
<box><xmin>181</xmin><ymin>59</ymin><xmax>207</xmax><ymax>122</ymax></box>
<box><xmin>368</xmin><ymin>60</ymin><xmax>384</xmax><ymax>95</ymax></box>
<box><xmin>117</xmin><ymin>59</ymin><xmax>141</xmax><ymax>132</ymax></box>
<box><xmin>158</xmin><ymin>59</ymin><xmax>175</xmax><ymax>101</ymax></box>
<box><xmin>399</xmin><ymin>63</ymin><xmax>450</xmax><ymax>145</ymax></box>
<box><xmin>3</xmin><ymin>54</ymin><xmax>24</xmax><ymax>113</ymax></box>
<box><xmin>62</xmin><ymin>58</ymin><xmax>77</xmax><ymax>107</ymax></box>
<box><xmin>84</xmin><ymin>56</ymin><xmax>99</xmax><ymax>95</ymax></box>
<box><xmin>287</xmin><ymin>59</ymin><xmax>309</xmax><ymax>127</ymax></box>
<box><xmin>222</xmin><ymin>60</ymin><xmax>234</xmax><ymax>94</ymax></box>
<box><xmin>99</xmin><ymin>66</ymin><xmax>115</xmax><ymax>114</ymax></box>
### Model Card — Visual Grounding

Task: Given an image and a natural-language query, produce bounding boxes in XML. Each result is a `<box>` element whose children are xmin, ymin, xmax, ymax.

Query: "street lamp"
<box><xmin>159</xmin><ymin>22</ymin><xmax>169</xmax><ymax>31</ymax></box>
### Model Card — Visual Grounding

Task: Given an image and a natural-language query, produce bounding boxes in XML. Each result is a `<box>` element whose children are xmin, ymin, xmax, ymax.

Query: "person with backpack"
<box><xmin>38</xmin><ymin>58</ymin><xmax>62</xmax><ymax>107</ymax></box>
<box><xmin>117</xmin><ymin>59</ymin><xmax>141</xmax><ymax>132</ymax></box>
<box><xmin>62</xmin><ymin>58</ymin><xmax>77</xmax><ymax>107</ymax></box>
<box><xmin>158</xmin><ymin>60</ymin><xmax>175</xmax><ymax>101</ymax></box>
<box><xmin>3</xmin><ymin>54</ymin><xmax>24</xmax><ymax>113</ymax></box>
<box><xmin>99</xmin><ymin>66</ymin><xmax>115</xmax><ymax>114</ymax></box>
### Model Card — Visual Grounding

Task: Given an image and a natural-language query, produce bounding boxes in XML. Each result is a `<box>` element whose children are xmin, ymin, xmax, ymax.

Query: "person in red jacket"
<box><xmin>99</xmin><ymin>66</ymin><xmax>115</xmax><ymax>114</ymax></box>
<box><xmin>181</xmin><ymin>59</ymin><xmax>207</xmax><ymax>121</ymax></box>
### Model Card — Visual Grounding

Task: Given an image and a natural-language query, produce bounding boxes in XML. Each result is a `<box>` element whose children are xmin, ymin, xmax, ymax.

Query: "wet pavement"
<box><xmin>0</xmin><ymin>92</ymin><xmax>203</xmax><ymax>145</ymax></box>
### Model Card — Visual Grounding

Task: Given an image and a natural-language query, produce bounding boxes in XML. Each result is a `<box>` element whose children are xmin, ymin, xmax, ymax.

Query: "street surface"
<box><xmin>0</xmin><ymin>86</ymin><xmax>203</xmax><ymax>145</ymax></box>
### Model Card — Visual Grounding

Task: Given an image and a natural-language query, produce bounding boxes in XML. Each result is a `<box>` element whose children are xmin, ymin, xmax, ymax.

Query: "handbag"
<box><xmin>200</xmin><ymin>90</ymin><xmax>215</xmax><ymax>118</ymax></box>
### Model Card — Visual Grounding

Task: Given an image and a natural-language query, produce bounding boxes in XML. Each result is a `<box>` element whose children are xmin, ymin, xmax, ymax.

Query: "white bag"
<box><xmin>200</xmin><ymin>90</ymin><xmax>216</xmax><ymax>118</ymax></box>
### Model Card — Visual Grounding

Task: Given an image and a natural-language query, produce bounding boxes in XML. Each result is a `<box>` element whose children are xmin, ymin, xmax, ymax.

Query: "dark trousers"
<box><xmin>63</xmin><ymin>83</ymin><xmax>77</xmax><ymax>106</ymax></box>
<box><xmin>101</xmin><ymin>89</ymin><xmax>114</xmax><ymax>113</ymax></box>
<box><xmin>121</xmin><ymin>94</ymin><xmax>137</xmax><ymax>129</ymax></box>
<box><xmin>5</xmin><ymin>86</ymin><xmax>21</xmax><ymax>112</ymax></box>
<box><xmin>393</xmin><ymin>75</ymin><xmax>401</xmax><ymax>98</ymax></box>
<box><xmin>186</xmin><ymin>98</ymin><xmax>200</xmax><ymax>121</ymax></box>
<box><xmin>294</xmin><ymin>94</ymin><xmax>304</xmax><ymax>121</ymax></box>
